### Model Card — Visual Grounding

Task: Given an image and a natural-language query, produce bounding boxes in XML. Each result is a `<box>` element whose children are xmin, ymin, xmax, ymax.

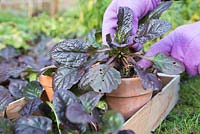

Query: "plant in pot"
<box><xmin>40</xmin><ymin>0</ymin><xmax>184</xmax><ymax>122</ymax></box>
<box><xmin>0</xmin><ymin>45</ymin><xmax>133</xmax><ymax>133</ymax></box>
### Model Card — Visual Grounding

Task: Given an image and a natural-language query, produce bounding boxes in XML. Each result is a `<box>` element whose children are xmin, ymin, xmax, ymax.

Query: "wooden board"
<box><xmin>122</xmin><ymin>74</ymin><xmax>180</xmax><ymax>134</ymax></box>
<box><xmin>0</xmin><ymin>111</ymin><xmax>4</xmax><ymax>117</ymax></box>
<box><xmin>6</xmin><ymin>97</ymin><xmax>28</xmax><ymax>120</ymax></box>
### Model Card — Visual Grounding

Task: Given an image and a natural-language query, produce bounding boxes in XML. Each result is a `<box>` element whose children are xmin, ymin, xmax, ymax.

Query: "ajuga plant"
<box><xmin>0</xmin><ymin>39</ymin><xmax>56</xmax><ymax>134</ymax></box>
<box><xmin>50</xmin><ymin>1</ymin><xmax>184</xmax><ymax>95</ymax></box>
<box><xmin>31</xmin><ymin>1</ymin><xmax>185</xmax><ymax>134</ymax></box>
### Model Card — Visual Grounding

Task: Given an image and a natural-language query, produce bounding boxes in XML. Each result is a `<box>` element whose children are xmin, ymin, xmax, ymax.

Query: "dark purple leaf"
<box><xmin>16</xmin><ymin>127</ymin><xmax>47</xmax><ymax>134</ymax></box>
<box><xmin>14</xmin><ymin>116</ymin><xmax>52</xmax><ymax>134</ymax></box>
<box><xmin>78</xmin><ymin>71</ymin><xmax>93</xmax><ymax>92</ymax></box>
<box><xmin>20</xmin><ymin>99</ymin><xmax>42</xmax><ymax>116</ymax></box>
<box><xmin>0</xmin><ymin>86</ymin><xmax>7</xmax><ymax>91</ymax></box>
<box><xmin>53</xmin><ymin>66</ymin><xmax>85</xmax><ymax>91</ymax></box>
<box><xmin>79</xmin><ymin>91</ymin><xmax>103</xmax><ymax>113</ymax></box>
<box><xmin>79</xmin><ymin>64</ymin><xmax>121</xmax><ymax>93</ymax></box>
<box><xmin>0</xmin><ymin>60</ymin><xmax>27</xmax><ymax>83</ymax></box>
<box><xmin>30</xmin><ymin>38</ymin><xmax>55</xmax><ymax>57</ymax></box>
<box><xmin>114</xmin><ymin>7</ymin><xmax>133</xmax><ymax>44</ymax></box>
<box><xmin>8</xmin><ymin>79</ymin><xmax>28</xmax><ymax>99</ymax></box>
<box><xmin>18</xmin><ymin>56</ymin><xmax>36</xmax><ymax>69</ymax></box>
<box><xmin>18</xmin><ymin>56</ymin><xmax>51</xmax><ymax>71</ymax></box>
<box><xmin>8</xmin><ymin>65</ymin><xmax>27</xmax><ymax>78</ymax></box>
<box><xmin>37</xmin><ymin>56</ymin><xmax>51</xmax><ymax>69</ymax></box>
<box><xmin>66</xmin><ymin>102</ymin><xmax>95</xmax><ymax>124</ymax></box>
<box><xmin>22</xmin><ymin>81</ymin><xmax>43</xmax><ymax>99</ymax></box>
<box><xmin>134</xmin><ymin>65</ymin><xmax>162</xmax><ymax>91</ymax></box>
<box><xmin>0</xmin><ymin>118</ymin><xmax>13</xmax><ymax>134</ymax></box>
<box><xmin>118</xmin><ymin>130</ymin><xmax>135</xmax><ymax>134</ymax></box>
<box><xmin>0</xmin><ymin>87</ymin><xmax>14</xmax><ymax>112</ymax></box>
<box><xmin>0</xmin><ymin>58</ymin><xmax>18</xmax><ymax>69</ymax></box>
<box><xmin>141</xmin><ymin>1</ymin><xmax>173</xmax><ymax>23</ymax></box>
<box><xmin>0</xmin><ymin>46</ymin><xmax>20</xmax><ymax>60</ymax></box>
<box><xmin>135</xmin><ymin>19</ymin><xmax>171</xmax><ymax>44</ymax></box>
<box><xmin>86</xmin><ymin>52</ymin><xmax>109</xmax><ymax>68</ymax></box>
<box><xmin>0</xmin><ymin>71</ymin><xmax>9</xmax><ymax>83</ymax></box>
<box><xmin>52</xmin><ymin>89</ymin><xmax>78</xmax><ymax>124</ymax></box>
<box><xmin>50</xmin><ymin>39</ymin><xmax>89</xmax><ymax>67</ymax></box>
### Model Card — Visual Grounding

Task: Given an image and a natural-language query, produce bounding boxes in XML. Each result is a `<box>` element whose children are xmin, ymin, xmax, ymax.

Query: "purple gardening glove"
<box><xmin>138</xmin><ymin>21</ymin><xmax>200</xmax><ymax>76</ymax></box>
<box><xmin>102</xmin><ymin>0</ymin><xmax>161</xmax><ymax>48</ymax></box>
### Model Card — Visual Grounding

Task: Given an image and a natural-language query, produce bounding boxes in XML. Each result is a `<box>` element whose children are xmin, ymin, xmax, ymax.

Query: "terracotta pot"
<box><xmin>39</xmin><ymin>75</ymin><xmax>54</xmax><ymax>101</ymax></box>
<box><xmin>106</xmin><ymin>77</ymin><xmax>153</xmax><ymax>120</ymax></box>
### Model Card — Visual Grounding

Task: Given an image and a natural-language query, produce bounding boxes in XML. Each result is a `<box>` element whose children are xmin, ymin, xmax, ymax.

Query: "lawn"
<box><xmin>155</xmin><ymin>75</ymin><xmax>200</xmax><ymax>134</ymax></box>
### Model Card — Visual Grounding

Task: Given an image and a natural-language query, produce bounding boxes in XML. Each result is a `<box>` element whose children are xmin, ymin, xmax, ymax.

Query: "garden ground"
<box><xmin>156</xmin><ymin>75</ymin><xmax>200</xmax><ymax>134</ymax></box>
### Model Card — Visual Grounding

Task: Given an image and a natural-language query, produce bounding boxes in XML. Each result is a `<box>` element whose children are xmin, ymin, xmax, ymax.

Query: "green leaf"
<box><xmin>141</xmin><ymin>1</ymin><xmax>173</xmax><ymax>24</ymax></box>
<box><xmin>79</xmin><ymin>91</ymin><xmax>103</xmax><ymax>113</ymax></box>
<box><xmin>14</xmin><ymin>116</ymin><xmax>52</xmax><ymax>134</ymax></box>
<box><xmin>46</xmin><ymin>102</ymin><xmax>61</xmax><ymax>134</ymax></box>
<box><xmin>79</xmin><ymin>64</ymin><xmax>121</xmax><ymax>93</ymax></box>
<box><xmin>114</xmin><ymin>7</ymin><xmax>133</xmax><ymax>44</ymax></box>
<box><xmin>22</xmin><ymin>81</ymin><xmax>43</xmax><ymax>99</ymax></box>
<box><xmin>0</xmin><ymin>87</ymin><xmax>14</xmax><ymax>112</ymax></box>
<box><xmin>101</xmin><ymin>111</ymin><xmax>124</xmax><ymax>133</ymax></box>
<box><xmin>135</xmin><ymin>19</ymin><xmax>171</xmax><ymax>43</ymax></box>
<box><xmin>53</xmin><ymin>66</ymin><xmax>85</xmax><ymax>90</ymax></box>
<box><xmin>0</xmin><ymin>118</ymin><xmax>13</xmax><ymax>134</ymax></box>
<box><xmin>149</xmin><ymin>53</ymin><xmax>185</xmax><ymax>75</ymax></box>
<box><xmin>50</xmin><ymin>39</ymin><xmax>89</xmax><ymax>67</ymax></box>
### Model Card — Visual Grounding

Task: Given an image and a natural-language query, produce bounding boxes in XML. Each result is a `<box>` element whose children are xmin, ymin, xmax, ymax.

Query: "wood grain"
<box><xmin>122</xmin><ymin>74</ymin><xmax>180</xmax><ymax>134</ymax></box>
<box><xmin>6</xmin><ymin>97</ymin><xmax>28</xmax><ymax>120</ymax></box>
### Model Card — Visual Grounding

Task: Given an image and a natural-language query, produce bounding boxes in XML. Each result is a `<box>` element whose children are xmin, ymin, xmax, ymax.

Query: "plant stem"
<box><xmin>46</xmin><ymin>101</ymin><xmax>62</xmax><ymax>134</ymax></box>
<box><xmin>106</xmin><ymin>55</ymin><xmax>116</xmax><ymax>65</ymax></box>
<box><xmin>96</xmin><ymin>48</ymin><xmax>112</xmax><ymax>53</ymax></box>
<box><xmin>131</xmin><ymin>52</ymin><xmax>150</xmax><ymax>60</ymax></box>
<box><xmin>126</xmin><ymin>56</ymin><xmax>136</xmax><ymax>65</ymax></box>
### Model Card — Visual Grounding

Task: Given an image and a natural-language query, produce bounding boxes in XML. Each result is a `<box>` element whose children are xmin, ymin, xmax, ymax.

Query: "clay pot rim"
<box><xmin>106</xmin><ymin>77</ymin><xmax>153</xmax><ymax>97</ymax></box>
<box><xmin>106</xmin><ymin>90</ymin><xmax>153</xmax><ymax>98</ymax></box>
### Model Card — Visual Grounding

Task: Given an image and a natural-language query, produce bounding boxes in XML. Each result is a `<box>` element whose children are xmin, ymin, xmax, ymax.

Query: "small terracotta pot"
<box><xmin>106</xmin><ymin>77</ymin><xmax>153</xmax><ymax>120</ymax></box>
<box><xmin>39</xmin><ymin>75</ymin><xmax>54</xmax><ymax>101</ymax></box>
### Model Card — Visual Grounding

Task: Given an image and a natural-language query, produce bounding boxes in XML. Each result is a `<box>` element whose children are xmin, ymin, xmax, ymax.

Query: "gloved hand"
<box><xmin>138</xmin><ymin>21</ymin><xmax>200</xmax><ymax>76</ymax></box>
<box><xmin>102</xmin><ymin>0</ymin><xmax>161</xmax><ymax>47</ymax></box>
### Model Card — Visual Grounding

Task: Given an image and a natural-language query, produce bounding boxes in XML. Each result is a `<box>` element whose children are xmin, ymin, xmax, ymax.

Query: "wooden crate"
<box><xmin>6</xmin><ymin>97</ymin><xmax>28</xmax><ymax>120</ymax></box>
<box><xmin>122</xmin><ymin>74</ymin><xmax>180</xmax><ymax>134</ymax></box>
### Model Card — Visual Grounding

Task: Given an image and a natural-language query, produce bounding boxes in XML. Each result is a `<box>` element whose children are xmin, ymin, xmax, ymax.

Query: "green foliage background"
<box><xmin>0</xmin><ymin>0</ymin><xmax>111</xmax><ymax>49</ymax></box>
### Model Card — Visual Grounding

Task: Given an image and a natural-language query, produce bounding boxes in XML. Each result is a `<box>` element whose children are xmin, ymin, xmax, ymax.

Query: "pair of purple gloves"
<box><xmin>102</xmin><ymin>0</ymin><xmax>200</xmax><ymax>76</ymax></box>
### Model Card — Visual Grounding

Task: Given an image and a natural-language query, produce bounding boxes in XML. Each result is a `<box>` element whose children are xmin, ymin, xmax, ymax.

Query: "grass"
<box><xmin>155</xmin><ymin>75</ymin><xmax>200</xmax><ymax>134</ymax></box>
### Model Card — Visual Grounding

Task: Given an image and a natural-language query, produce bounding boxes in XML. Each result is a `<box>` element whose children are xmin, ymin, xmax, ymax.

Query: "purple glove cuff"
<box><xmin>151</xmin><ymin>0</ymin><xmax>161</xmax><ymax>9</ymax></box>
<box><xmin>137</xmin><ymin>59</ymin><xmax>153</xmax><ymax>70</ymax></box>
